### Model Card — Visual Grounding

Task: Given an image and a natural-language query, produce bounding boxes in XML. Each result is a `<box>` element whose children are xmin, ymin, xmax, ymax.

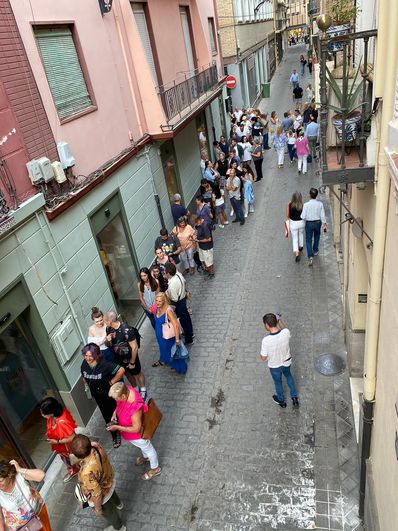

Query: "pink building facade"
<box><xmin>0</xmin><ymin>0</ymin><xmax>226</xmax><ymax>470</ymax></box>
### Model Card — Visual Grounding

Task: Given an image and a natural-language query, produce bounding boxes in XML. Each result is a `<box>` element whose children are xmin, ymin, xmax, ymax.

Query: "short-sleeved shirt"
<box><xmin>115</xmin><ymin>386</ymin><xmax>148</xmax><ymax>440</ymax></box>
<box><xmin>196</xmin><ymin>223</ymin><xmax>213</xmax><ymax>250</ymax></box>
<box><xmin>78</xmin><ymin>445</ymin><xmax>115</xmax><ymax>506</ymax></box>
<box><xmin>81</xmin><ymin>358</ymin><xmax>121</xmax><ymax>395</ymax></box>
<box><xmin>293</xmin><ymin>87</ymin><xmax>303</xmax><ymax>99</ymax></box>
<box><xmin>196</xmin><ymin>203</ymin><xmax>212</xmax><ymax>225</ymax></box>
<box><xmin>227</xmin><ymin>176</ymin><xmax>241</xmax><ymax>199</ymax></box>
<box><xmin>154</xmin><ymin>235</ymin><xmax>181</xmax><ymax>264</ymax></box>
<box><xmin>260</xmin><ymin>328</ymin><xmax>292</xmax><ymax>368</ymax></box>
<box><xmin>171</xmin><ymin>203</ymin><xmax>187</xmax><ymax>224</ymax></box>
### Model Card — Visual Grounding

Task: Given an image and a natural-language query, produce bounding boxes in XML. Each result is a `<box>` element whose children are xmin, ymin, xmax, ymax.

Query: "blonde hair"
<box><xmin>108</xmin><ymin>382</ymin><xmax>128</xmax><ymax>399</ymax></box>
<box><xmin>276</xmin><ymin>124</ymin><xmax>284</xmax><ymax>136</ymax></box>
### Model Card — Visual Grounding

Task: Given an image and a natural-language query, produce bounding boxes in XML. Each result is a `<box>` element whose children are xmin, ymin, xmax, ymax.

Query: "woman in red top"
<box><xmin>40</xmin><ymin>397</ymin><xmax>78</xmax><ymax>482</ymax></box>
<box><xmin>107</xmin><ymin>382</ymin><xmax>161</xmax><ymax>480</ymax></box>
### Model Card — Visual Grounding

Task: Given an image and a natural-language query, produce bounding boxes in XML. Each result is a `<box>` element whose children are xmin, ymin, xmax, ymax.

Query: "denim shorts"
<box><xmin>215</xmin><ymin>204</ymin><xmax>225</xmax><ymax>215</ymax></box>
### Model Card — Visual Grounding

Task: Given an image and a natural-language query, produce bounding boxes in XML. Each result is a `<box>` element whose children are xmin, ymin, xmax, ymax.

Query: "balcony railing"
<box><xmin>158</xmin><ymin>64</ymin><xmax>219</xmax><ymax>123</ymax></box>
<box><xmin>317</xmin><ymin>28</ymin><xmax>377</xmax><ymax>185</ymax></box>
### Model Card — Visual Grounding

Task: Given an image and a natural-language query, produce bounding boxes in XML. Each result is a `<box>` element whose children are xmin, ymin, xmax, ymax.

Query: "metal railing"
<box><xmin>318</xmin><ymin>28</ymin><xmax>377</xmax><ymax>181</ymax></box>
<box><xmin>158</xmin><ymin>64</ymin><xmax>219</xmax><ymax>122</ymax></box>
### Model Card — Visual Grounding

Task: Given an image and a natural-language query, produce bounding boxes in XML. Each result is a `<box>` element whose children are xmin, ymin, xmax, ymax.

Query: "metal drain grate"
<box><xmin>314</xmin><ymin>353</ymin><xmax>346</xmax><ymax>376</ymax></box>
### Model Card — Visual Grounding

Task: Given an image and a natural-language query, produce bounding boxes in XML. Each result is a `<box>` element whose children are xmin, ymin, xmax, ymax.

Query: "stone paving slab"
<box><xmin>46</xmin><ymin>44</ymin><xmax>361</xmax><ymax>531</ymax></box>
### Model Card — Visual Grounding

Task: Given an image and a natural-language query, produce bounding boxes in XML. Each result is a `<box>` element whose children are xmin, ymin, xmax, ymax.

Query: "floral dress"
<box><xmin>0</xmin><ymin>474</ymin><xmax>42</xmax><ymax>530</ymax></box>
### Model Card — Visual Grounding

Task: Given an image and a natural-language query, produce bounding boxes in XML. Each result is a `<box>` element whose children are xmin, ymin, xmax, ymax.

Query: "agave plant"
<box><xmin>326</xmin><ymin>62</ymin><xmax>365</xmax><ymax>119</ymax></box>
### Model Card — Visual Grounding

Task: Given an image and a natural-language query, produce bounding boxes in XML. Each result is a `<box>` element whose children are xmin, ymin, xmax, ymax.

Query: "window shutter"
<box><xmin>35</xmin><ymin>27</ymin><xmax>92</xmax><ymax>120</ymax></box>
<box><xmin>131</xmin><ymin>3</ymin><xmax>158</xmax><ymax>85</ymax></box>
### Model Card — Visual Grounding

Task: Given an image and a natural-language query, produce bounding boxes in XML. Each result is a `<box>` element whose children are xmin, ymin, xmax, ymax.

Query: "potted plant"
<box><xmin>330</xmin><ymin>0</ymin><xmax>361</xmax><ymax>25</ymax></box>
<box><xmin>326</xmin><ymin>63</ymin><xmax>364</xmax><ymax>142</ymax></box>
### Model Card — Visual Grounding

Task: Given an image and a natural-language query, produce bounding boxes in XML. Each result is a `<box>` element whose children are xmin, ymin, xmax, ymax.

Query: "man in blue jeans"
<box><xmin>260</xmin><ymin>313</ymin><xmax>299</xmax><ymax>408</ymax></box>
<box><xmin>301</xmin><ymin>187</ymin><xmax>328</xmax><ymax>266</ymax></box>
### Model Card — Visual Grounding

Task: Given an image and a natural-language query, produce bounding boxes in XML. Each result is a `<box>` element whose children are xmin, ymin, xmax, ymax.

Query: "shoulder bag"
<box><xmin>74</xmin><ymin>447</ymin><xmax>103</xmax><ymax>509</ymax></box>
<box><xmin>162</xmin><ymin>308</ymin><xmax>180</xmax><ymax>339</ymax></box>
<box><xmin>140</xmin><ymin>398</ymin><xmax>163</xmax><ymax>440</ymax></box>
<box><xmin>15</xmin><ymin>479</ymin><xmax>42</xmax><ymax>531</ymax></box>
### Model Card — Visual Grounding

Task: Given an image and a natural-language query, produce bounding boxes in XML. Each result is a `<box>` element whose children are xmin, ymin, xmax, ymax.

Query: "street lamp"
<box><xmin>316</xmin><ymin>14</ymin><xmax>332</xmax><ymax>32</ymax></box>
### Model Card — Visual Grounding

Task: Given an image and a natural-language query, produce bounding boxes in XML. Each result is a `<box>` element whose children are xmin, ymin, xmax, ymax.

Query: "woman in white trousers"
<box><xmin>287</xmin><ymin>191</ymin><xmax>305</xmax><ymax>262</ymax></box>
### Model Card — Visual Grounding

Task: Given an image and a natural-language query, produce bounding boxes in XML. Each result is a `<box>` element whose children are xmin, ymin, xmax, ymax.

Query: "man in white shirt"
<box><xmin>165</xmin><ymin>262</ymin><xmax>194</xmax><ymax>345</ymax></box>
<box><xmin>293</xmin><ymin>109</ymin><xmax>303</xmax><ymax>131</ymax></box>
<box><xmin>290</xmin><ymin>69</ymin><xmax>300</xmax><ymax>88</ymax></box>
<box><xmin>301</xmin><ymin>187</ymin><xmax>328</xmax><ymax>266</ymax></box>
<box><xmin>260</xmin><ymin>313</ymin><xmax>299</xmax><ymax>408</ymax></box>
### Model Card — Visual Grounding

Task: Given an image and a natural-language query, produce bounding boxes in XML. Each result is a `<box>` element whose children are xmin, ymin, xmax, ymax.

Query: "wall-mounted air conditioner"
<box><xmin>51</xmin><ymin>161</ymin><xmax>67</xmax><ymax>183</ymax></box>
<box><xmin>26</xmin><ymin>157</ymin><xmax>54</xmax><ymax>184</ymax></box>
<box><xmin>57</xmin><ymin>141</ymin><xmax>76</xmax><ymax>169</ymax></box>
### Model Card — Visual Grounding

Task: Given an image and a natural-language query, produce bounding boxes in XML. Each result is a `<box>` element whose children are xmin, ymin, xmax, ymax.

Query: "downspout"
<box><xmin>359</xmin><ymin>0</ymin><xmax>398</xmax><ymax>518</ymax></box>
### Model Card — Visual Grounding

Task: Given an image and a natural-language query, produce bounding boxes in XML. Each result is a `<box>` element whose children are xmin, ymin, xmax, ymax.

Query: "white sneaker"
<box><xmin>104</xmin><ymin>526</ymin><xmax>126</xmax><ymax>531</ymax></box>
<box><xmin>230</xmin><ymin>210</ymin><xmax>234</xmax><ymax>217</ymax></box>
<box><xmin>218</xmin><ymin>224</ymin><xmax>225</xmax><ymax>228</ymax></box>
<box><xmin>244</xmin><ymin>214</ymin><xmax>248</xmax><ymax>218</ymax></box>
<box><xmin>224</xmin><ymin>221</ymin><xmax>229</xmax><ymax>225</ymax></box>
<box><xmin>116</xmin><ymin>501</ymin><xmax>124</xmax><ymax>510</ymax></box>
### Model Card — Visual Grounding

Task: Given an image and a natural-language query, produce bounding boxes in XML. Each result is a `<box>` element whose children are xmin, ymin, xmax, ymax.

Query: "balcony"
<box><xmin>317</xmin><ymin>28</ymin><xmax>377</xmax><ymax>185</ymax></box>
<box><xmin>158</xmin><ymin>64</ymin><xmax>220</xmax><ymax>128</ymax></box>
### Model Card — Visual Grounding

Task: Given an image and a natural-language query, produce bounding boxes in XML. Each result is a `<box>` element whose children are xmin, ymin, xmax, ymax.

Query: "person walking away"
<box><xmin>282</xmin><ymin>112</ymin><xmax>292</xmax><ymax>132</ymax></box>
<box><xmin>307</xmin><ymin>57</ymin><xmax>313</xmax><ymax>75</ymax></box>
<box><xmin>104</xmin><ymin>312</ymin><xmax>147</xmax><ymax>401</ymax></box>
<box><xmin>305</xmin><ymin>115</ymin><xmax>320</xmax><ymax>160</ymax></box>
<box><xmin>269</xmin><ymin>111</ymin><xmax>278</xmax><ymax>137</ymax></box>
<box><xmin>212</xmin><ymin>183</ymin><xmax>228</xmax><ymax>228</ymax></box>
<box><xmin>172</xmin><ymin>216</ymin><xmax>196</xmax><ymax>274</ymax></box>
<box><xmin>287</xmin><ymin>130</ymin><xmax>297</xmax><ymax>164</ymax></box>
<box><xmin>40</xmin><ymin>396</ymin><xmax>78</xmax><ymax>482</ymax></box>
<box><xmin>88</xmin><ymin>307</ymin><xmax>116</xmax><ymax>363</ymax></box>
<box><xmin>295</xmin><ymin>131</ymin><xmax>310</xmax><ymax>174</ymax></box>
<box><xmin>306</xmin><ymin>83</ymin><xmax>314</xmax><ymax>102</ymax></box>
<box><xmin>70</xmin><ymin>435</ymin><xmax>126</xmax><ymax>531</ymax></box>
<box><xmin>273</xmin><ymin>125</ymin><xmax>288</xmax><ymax>169</ymax></box>
<box><xmin>0</xmin><ymin>460</ymin><xmax>52</xmax><ymax>531</ymax></box>
<box><xmin>302</xmin><ymin>103</ymin><xmax>312</xmax><ymax>132</ymax></box>
<box><xmin>299</xmin><ymin>54</ymin><xmax>307</xmax><ymax>76</ymax></box>
<box><xmin>293</xmin><ymin>84</ymin><xmax>303</xmax><ymax>111</ymax></box>
<box><xmin>226</xmin><ymin>170</ymin><xmax>245</xmax><ymax>224</ymax></box>
<box><xmin>287</xmin><ymin>192</ymin><xmax>305</xmax><ymax>262</ymax></box>
<box><xmin>293</xmin><ymin>109</ymin><xmax>303</xmax><ymax>132</ymax></box>
<box><xmin>251</xmin><ymin>138</ymin><xmax>264</xmax><ymax>181</ymax></box>
<box><xmin>194</xmin><ymin>216</ymin><xmax>215</xmax><ymax>277</ymax></box>
<box><xmin>289</xmin><ymin>69</ymin><xmax>300</xmax><ymax>89</ymax></box>
<box><xmin>260</xmin><ymin>113</ymin><xmax>270</xmax><ymax>150</ymax></box>
<box><xmin>107</xmin><ymin>383</ymin><xmax>161</xmax><ymax>480</ymax></box>
<box><xmin>260</xmin><ymin>313</ymin><xmax>299</xmax><ymax>408</ymax></box>
<box><xmin>165</xmin><ymin>262</ymin><xmax>194</xmax><ymax>345</ymax></box>
<box><xmin>242</xmin><ymin>170</ymin><xmax>255</xmax><ymax>217</ymax></box>
<box><xmin>171</xmin><ymin>193</ymin><xmax>189</xmax><ymax>225</ymax></box>
<box><xmin>154</xmin><ymin>228</ymin><xmax>182</xmax><ymax>268</ymax></box>
<box><xmin>151</xmin><ymin>292</ymin><xmax>187</xmax><ymax>373</ymax></box>
<box><xmin>301</xmin><ymin>187</ymin><xmax>328</xmax><ymax>266</ymax></box>
<box><xmin>137</xmin><ymin>267</ymin><xmax>159</xmax><ymax>329</ymax></box>
<box><xmin>81</xmin><ymin>343</ymin><xmax>125</xmax><ymax>447</ymax></box>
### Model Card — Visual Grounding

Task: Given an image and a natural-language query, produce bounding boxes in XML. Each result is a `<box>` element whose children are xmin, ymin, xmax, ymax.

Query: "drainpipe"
<box><xmin>359</xmin><ymin>0</ymin><xmax>398</xmax><ymax>518</ymax></box>
<box><xmin>35</xmin><ymin>212</ymin><xmax>86</xmax><ymax>344</ymax></box>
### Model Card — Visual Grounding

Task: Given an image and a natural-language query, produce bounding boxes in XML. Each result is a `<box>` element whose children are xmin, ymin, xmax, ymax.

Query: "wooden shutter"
<box><xmin>131</xmin><ymin>3</ymin><xmax>158</xmax><ymax>85</ymax></box>
<box><xmin>35</xmin><ymin>27</ymin><xmax>92</xmax><ymax>120</ymax></box>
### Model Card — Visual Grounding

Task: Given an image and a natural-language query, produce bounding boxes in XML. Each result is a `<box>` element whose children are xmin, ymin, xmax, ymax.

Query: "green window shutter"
<box><xmin>35</xmin><ymin>27</ymin><xmax>93</xmax><ymax>120</ymax></box>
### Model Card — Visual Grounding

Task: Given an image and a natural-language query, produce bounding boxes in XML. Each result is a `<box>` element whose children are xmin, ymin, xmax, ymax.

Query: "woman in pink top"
<box><xmin>294</xmin><ymin>131</ymin><xmax>310</xmax><ymax>174</ymax></box>
<box><xmin>107</xmin><ymin>382</ymin><xmax>161</xmax><ymax>480</ymax></box>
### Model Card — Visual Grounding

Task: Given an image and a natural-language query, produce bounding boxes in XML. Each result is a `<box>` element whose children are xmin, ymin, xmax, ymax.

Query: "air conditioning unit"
<box><xmin>50</xmin><ymin>315</ymin><xmax>81</xmax><ymax>365</ymax></box>
<box><xmin>26</xmin><ymin>157</ymin><xmax>54</xmax><ymax>184</ymax></box>
<box><xmin>51</xmin><ymin>161</ymin><xmax>67</xmax><ymax>183</ymax></box>
<box><xmin>57</xmin><ymin>141</ymin><xmax>76</xmax><ymax>169</ymax></box>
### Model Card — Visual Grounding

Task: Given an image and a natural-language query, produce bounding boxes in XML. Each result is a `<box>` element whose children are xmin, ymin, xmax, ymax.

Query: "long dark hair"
<box><xmin>213</xmin><ymin>183</ymin><xmax>222</xmax><ymax>200</ymax></box>
<box><xmin>139</xmin><ymin>267</ymin><xmax>158</xmax><ymax>293</ymax></box>
<box><xmin>40</xmin><ymin>396</ymin><xmax>64</xmax><ymax>417</ymax></box>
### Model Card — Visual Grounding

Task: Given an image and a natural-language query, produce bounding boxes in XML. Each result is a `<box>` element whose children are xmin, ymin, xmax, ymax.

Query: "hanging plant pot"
<box><xmin>332</xmin><ymin>111</ymin><xmax>362</xmax><ymax>142</ymax></box>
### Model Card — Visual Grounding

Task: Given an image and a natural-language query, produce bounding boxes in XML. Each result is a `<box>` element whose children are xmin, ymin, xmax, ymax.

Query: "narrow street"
<box><xmin>51</xmin><ymin>45</ymin><xmax>361</xmax><ymax>531</ymax></box>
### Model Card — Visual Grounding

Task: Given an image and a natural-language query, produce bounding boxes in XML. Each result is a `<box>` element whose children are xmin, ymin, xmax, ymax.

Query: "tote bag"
<box><xmin>140</xmin><ymin>398</ymin><xmax>163</xmax><ymax>440</ymax></box>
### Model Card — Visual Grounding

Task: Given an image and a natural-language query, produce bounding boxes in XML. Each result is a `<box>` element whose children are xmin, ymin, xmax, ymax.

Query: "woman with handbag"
<box><xmin>107</xmin><ymin>383</ymin><xmax>161</xmax><ymax>481</ymax></box>
<box><xmin>0</xmin><ymin>459</ymin><xmax>52</xmax><ymax>530</ymax></box>
<box><xmin>39</xmin><ymin>397</ymin><xmax>78</xmax><ymax>483</ymax></box>
<box><xmin>151</xmin><ymin>292</ymin><xmax>187</xmax><ymax>374</ymax></box>
<box><xmin>81</xmin><ymin>343</ymin><xmax>125</xmax><ymax>448</ymax></box>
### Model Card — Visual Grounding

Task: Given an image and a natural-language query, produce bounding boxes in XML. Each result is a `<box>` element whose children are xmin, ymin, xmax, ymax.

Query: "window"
<box><xmin>34</xmin><ymin>26</ymin><xmax>94</xmax><ymax>121</ymax></box>
<box><xmin>131</xmin><ymin>3</ymin><xmax>158</xmax><ymax>85</ymax></box>
<box><xmin>180</xmin><ymin>6</ymin><xmax>195</xmax><ymax>73</ymax></box>
<box><xmin>208</xmin><ymin>18</ymin><xmax>217</xmax><ymax>54</ymax></box>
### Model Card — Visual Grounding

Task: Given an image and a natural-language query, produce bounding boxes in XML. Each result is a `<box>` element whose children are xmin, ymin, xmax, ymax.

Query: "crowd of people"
<box><xmin>0</xmin><ymin>50</ymin><xmax>328</xmax><ymax>531</ymax></box>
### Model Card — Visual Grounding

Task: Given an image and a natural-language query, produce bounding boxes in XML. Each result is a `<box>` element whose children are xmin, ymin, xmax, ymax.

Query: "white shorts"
<box><xmin>198</xmin><ymin>247</ymin><xmax>214</xmax><ymax>267</ymax></box>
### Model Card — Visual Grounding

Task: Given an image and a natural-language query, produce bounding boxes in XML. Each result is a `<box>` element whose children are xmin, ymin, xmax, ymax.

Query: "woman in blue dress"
<box><xmin>152</xmin><ymin>292</ymin><xmax>187</xmax><ymax>374</ymax></box>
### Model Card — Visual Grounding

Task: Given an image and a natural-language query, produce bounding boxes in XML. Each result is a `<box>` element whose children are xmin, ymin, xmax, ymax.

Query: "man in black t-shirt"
<box><xmin>154</xmin><ymin>228</ymin><xmax>182</xmax><ymax>265</ymax></box>
<box><xmin>104</xmin><ymin>311</ymin><xmax>147</xmax><ymax>401</ymax></box>
<box><xmin>293</xmin><ymin>85</ymin><xmax>303</xmax><ymax>110</ymax></box>
<box><xmin>194</xmin><ymin>216</ymin><xmax>214</xmax><ymax>277</ymax></box>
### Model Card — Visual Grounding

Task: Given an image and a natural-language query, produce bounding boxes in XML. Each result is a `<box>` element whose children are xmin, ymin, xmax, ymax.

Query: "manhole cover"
<box><xmin>314</xmin><ymin>353</ymin><xmax>346</xmax><ymax>376</ymax></box>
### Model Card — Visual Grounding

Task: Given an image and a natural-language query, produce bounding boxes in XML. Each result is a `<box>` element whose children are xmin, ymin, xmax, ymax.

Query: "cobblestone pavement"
<box><xmin>49</xmin><ymin>45</ymin><xmax>361</xmax><ymax>531</ymax></box>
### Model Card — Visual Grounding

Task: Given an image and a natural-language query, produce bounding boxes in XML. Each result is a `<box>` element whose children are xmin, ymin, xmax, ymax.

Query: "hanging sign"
<box><xmin>98</xmin><ymin>0</ymin><xmax>113</xmax><ymax>15</ymax></box>
<box><xmin>226</xmin><ymin>76</ymin><xmax>237</xmax><ymax>89</ymax></box>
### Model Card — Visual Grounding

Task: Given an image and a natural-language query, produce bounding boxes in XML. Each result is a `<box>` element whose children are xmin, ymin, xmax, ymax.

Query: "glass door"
<box><xmin>0</xmin><ymin>316</ymin><xmax>56</xmax><ymax>468</ymax></box>
<box><xmin>92</xmin><ymin>194</ymin><xmax>141</xmax><ymax>325</ymax></box>
<box><xmin>160</xmin><ymin>140</ymin><xmax>180</xmax><ymax>200</ymax></box>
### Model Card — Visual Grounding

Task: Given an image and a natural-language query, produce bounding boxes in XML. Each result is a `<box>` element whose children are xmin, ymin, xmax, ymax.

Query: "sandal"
<box><xmin>142</xmin><ymin>467</ymin><xmax>161</xmax><ymax>480</ymax></box>
<box><xmin>135</xmin><ymin>457</ymin><xmax>149</xmax><ymax>466</ymax></box>
<box><xmin>152</xmin><ymin>360</ymin><xmax>164</xmax><ymax>368</ymax></box>
<box><xmin>112</xmin><ymin>431</ymin><xmax>121</xmax><ymax>449</ymax></box>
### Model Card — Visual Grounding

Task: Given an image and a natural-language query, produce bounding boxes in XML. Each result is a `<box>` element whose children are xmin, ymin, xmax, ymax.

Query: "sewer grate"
<box><xmin>314</xmin><ymin>353</ymin><xmax>346</xmax><ymax>376</ymax></box>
